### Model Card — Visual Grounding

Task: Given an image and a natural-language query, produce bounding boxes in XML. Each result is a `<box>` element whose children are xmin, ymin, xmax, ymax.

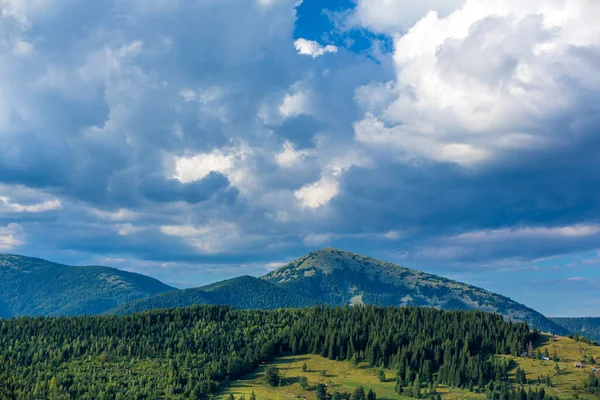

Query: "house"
<box><xmin>540</xmin><ymin>355</ymin><xmax>550</xmax><ymax>361</ymax></box>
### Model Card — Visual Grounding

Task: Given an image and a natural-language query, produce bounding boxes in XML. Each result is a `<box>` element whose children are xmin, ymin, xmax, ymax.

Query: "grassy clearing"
<box><xmin>220</xmin><ymin>335</ymin><xmax>600</xmax><ymax>399</ymax></box>
<box><xmin>507</xmin><ymin>334</ymin><xmax>600</xmax><ymax>399</ymax></box>
<box><xmin>218</xmin><ymin>354</ymin><xmax>481</xmax><ymax>400</ymax></box>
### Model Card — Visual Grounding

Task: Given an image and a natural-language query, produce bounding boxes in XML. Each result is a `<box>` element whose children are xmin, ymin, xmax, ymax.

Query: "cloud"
<box><xmin>0</xmin><ymin>223</ymin><xmax>24</xmax><ymax>251</ymax></box>
<box><xmin>454</xmin><ymin>224</ymin><xmax>600</xmax><ymax>241</ymax></box>
<box><xmin>352</xmin><ymin>0</ymin><xmax>600</xmax><ymax>165</ymax></box>
<box><xmin>0</xmin><ymin>196</ymin><xmax>61</xmax><ymax>213</ymax></box>
<box><xmin>295</xmin><ymin>175</ymin><xmax>339</xmax><ymax>209</ymax></box>
<box><xmin>1</xmin><ymin>0</ymin><xmax>600</xmax><ymax>308</ymax></box>
<box><xmin>279</xmin><ymin>83</ymin><xmax>313</xmax><ymax>118</ymax></box>
<box><xmin>294</xmin><ymin>38</ymin><xmax>338</xmax><ymax>58</ymax></box>
<box><xmin>348</xmin><ymin>0</ymin><xmax>467</xmax><ymax>33</ymax></box>
<box><xmin>275</xmin><ymin>141</ymin><xmax>315</xmax><ymax>168</ymax></box>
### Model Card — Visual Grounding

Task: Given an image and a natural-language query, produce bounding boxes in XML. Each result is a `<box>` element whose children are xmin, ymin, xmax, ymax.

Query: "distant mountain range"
<box><xmin>0</xmin><ymin>249</ymin><xmax>578</xmax><ymax>335</ymax></box>
<box><xmin>0</xmin><ymin>254</ymin><xmax>173</xmax><ymax>317</ymax></box>
<box><xmin>550</xmin><ymin>317</ymin><xmax>600</xmax><ymax>342</ymax></box>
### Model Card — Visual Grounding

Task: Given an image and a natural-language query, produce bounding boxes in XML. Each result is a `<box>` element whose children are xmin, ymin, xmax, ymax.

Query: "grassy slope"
<box><xmin>507</xmin><ymin>334</ymin><xmax>600</xmax><ymax>399</ymax></box>
<box><xmin>219</xmin><ymin>354</ymin><xmax>481</xmax><ymax>400</ymax></box>
<box><xmin>220</xmin><ymin>335</ymin><xmax>600</xmax><ymax>399</ymax></box>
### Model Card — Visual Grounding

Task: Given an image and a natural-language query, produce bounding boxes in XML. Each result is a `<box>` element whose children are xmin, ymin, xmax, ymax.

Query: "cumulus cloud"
<box><xmin>348</xmin><ymin>0</ymin><xmax>467</xmax><ymax>33</ymax></box>
<box><xmin>295</xmin><ymin>175</ymin><xmax>339</xmax><ymax>209</ymax></box>
<box><xmin>294</xmin><ymin>38</ymin><xmax>338</xmax><ymax>58</ymax></box>
<box><xmin>0</xmin><ymin>223</ymin><xmax>24</xmax><ymax>251</ymax></box>
<box><xmin>275</xmin><ymin>141</ymin><xmax>315</xmax><ymax>168</ymax></box>
<box><xmin>353</xmin><ymin>0</ymin><xmax>600</xmax><ymax>165</ymax></box>
<box><xmin>279</xmin><ymin>83</ymin><xmax>313</xmax><ymax>118</ymax></box>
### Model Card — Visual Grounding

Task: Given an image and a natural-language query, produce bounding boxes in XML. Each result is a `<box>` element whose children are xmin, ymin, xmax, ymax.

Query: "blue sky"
<box><xmin>0</xmin><ymin>0</ymin><xmax>599</xmax><ymax>317</ymax></box>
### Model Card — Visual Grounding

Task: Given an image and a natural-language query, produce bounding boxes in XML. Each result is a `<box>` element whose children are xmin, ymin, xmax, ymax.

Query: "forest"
<box><xmin>0</xmin><ymin>305</ymin><xmax>556</xmax><ymax>399</ymax></box>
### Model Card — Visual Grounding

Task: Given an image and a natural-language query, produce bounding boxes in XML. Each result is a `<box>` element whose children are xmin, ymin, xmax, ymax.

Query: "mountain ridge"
<box><xmin>262</xmin><ymin>248</ymin><xmax>567</xmax><ymax>334</ymax></box>
<box><xmin>0</xmin><ymin>254</ymin><xmax>174</xmax><ymax>317</ymax></box>
<box><xmin>109</xmin><ymin>275</ymin><xmax>319</xmax><ymax>315</ymax></box>
<box><xmin>0</xmin><ymin>250</ymin><xmax>569</xmax><ymax>335</ymax></box>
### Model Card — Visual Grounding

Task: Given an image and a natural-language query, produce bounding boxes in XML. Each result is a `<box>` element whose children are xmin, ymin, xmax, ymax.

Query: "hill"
<box><xmin>109</xmin><ymin>275</ymin><xmax>318</xmax><ymax>315</ymax></box>
<box><xmin>508</xmin><ymin>333</ymin><xmax>600</xmax><ymax>399</ymax></box>
<box><xmin>262</xmin><ymin>248</ymin><xmax>567</xmax><ymax>334</ymax></box>
<box><xmin>551</xmin><ymin>317</ymin><xmax>600</xmax><ymax>342</ymax></box>
<box><xmin>0</xmin><ymin>305</ymin><xmax>538</xmax><ymax>399</ymax></box>
<box><xmin>109</xmin><ymin>248</ymin><xmax>565</xmax><ymax>334</ymax></box>
<box><xmin>0</xmin><ymin>254</ymin><xmax>174</xmax><ymax>317</ymax></box>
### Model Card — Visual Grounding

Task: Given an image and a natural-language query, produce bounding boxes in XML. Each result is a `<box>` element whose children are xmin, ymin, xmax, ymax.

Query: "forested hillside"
<box><xmin>110</xmin><ymin>249</ymin><xmax>565</xmax><ymax>335</ymax></box>
<box><xmin>0</xmin><ymin>305</ymin><xmax>542</xmax><ymax>399</ymax></box>
<box><xmin>0</xmin><ymin>255</ymin><xmax>173</xmax><ymax>317</ymax></box>
<box><xmin>551</xmin><ymin>317</ymin><xmax>600</xmax><ymax>342</ymax></box>
<box><xmin>109</xmin><ymin>276</ymin><xmax>318</xmax><ymax>315</ymax></box>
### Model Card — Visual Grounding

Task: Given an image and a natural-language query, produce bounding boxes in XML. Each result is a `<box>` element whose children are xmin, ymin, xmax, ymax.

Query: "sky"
<box><xmin>0</xmin><ymin>0</ymin><xmax>599</xmax><ymax>317</ymax></box>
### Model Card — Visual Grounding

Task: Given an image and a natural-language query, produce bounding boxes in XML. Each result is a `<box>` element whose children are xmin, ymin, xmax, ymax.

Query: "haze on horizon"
<box><xmin>0</xmin><ymin>0</ymin><xmax>599</xmax><ymax>317</ymax></box>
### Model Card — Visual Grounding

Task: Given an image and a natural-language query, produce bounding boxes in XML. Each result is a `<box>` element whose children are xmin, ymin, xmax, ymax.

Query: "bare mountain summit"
<box><xmin>262</xmin><ymin>248</ymin><xmax>566</xmax><ymax>334</ymax></box>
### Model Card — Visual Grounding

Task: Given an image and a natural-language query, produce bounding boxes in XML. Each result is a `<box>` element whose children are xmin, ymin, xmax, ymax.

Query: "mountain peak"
<box><xmin>0</xmin><ymin>254</ymin><xmax>65</xmax><ymax>272</ymax></box>
<box><xmin>262</xmin><ymin>248</ymin><xmax>567</xmax><ymax>334</ymax></box>
<box><xmin>264</xmin><ymin>247</ymin><xmax>414</xmax><ymax>282</ymax></box>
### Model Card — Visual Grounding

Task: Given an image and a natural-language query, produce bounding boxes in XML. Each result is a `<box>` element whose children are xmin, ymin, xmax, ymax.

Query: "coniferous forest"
<box><xmin>0</xmin><ymin>305</ymin><xmax>558</xmax><ymax>399</ymax></box>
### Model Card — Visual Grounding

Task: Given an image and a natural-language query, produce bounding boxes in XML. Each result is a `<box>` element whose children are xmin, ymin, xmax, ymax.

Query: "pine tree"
<box><xmin>299</xmin><ymin>376</ymin><xmax>309</xmax><ymax>390</ymax></box>
<box><xmin>367</xmin><ymin>388</ymin><xmax>376</xmax><ymax>400</ymax></box>
<box><xmin>351</xmin><ymin>385</ymin><xmax>366</xmax><ymax>400</ymax></box>
<box><xmin>263</xmin><ymin>366</ymin><xmax>280</xmax><ymax>387</ymax></box>
<box><xmin>413</xmin><ymin>373</ymin><xmax>421</xmax><ymax>398</ymax></box>
<box><xmin>528</xmin><ymin>341</ymin><xmax>535</xmax><ymax>358</ymax></box>
<box><xmin>316</xmin><ymin>384</ymin><xmax>328</xmax><ymax>400</ymax></box>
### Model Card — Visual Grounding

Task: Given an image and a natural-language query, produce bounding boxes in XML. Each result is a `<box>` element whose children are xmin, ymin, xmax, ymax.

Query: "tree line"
<box><xmin>0</xmin><ymin>305</ymin><xmax>550</xmax><ymax>399</ymax></box>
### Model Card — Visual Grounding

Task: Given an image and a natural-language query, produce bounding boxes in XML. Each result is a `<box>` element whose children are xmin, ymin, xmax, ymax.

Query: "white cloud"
<box><xmin>279</xmin><ymin>83</ymin><xmax>312</xmax><ymax>118</ymax></box>
<box><xmin>302</xmin><ymin>233</ymin><xmax>333</xmax><ymax>246</ymax></box>
<box><xmin>12</xmin><ymin>40</ymin><xmax>33</xmax><ymax>56</ymax></box>
<box><xmin>90</xmin><ymin>208</ymin><xmax>140</xmax><ymax>222</ymax></box>
<box><xmin>352</xmin><ymin>0</ymin><xmax>600</xmax><ymax>166</ymax></box>
<box><xmin>116</xmin><ymin>223</ymin><xmax>141</xmax><ymax>236</ymax></box>
<box><xmin>0</xmin><ymin>196</ymin><xmax>61</xmax><ymax>213</ymax></box>
<box><xmin>349</xmin><ymin>0</ymin><xmax>466</xmax><ymax>33</ymax></box>
<box><xmin>294</xmin><ymin>38</ymin><xmax>338</xmax><ymax>58</ymax></box>
<box><xmin>179</xmin><ymin>89</ymin><xmax>197</xmax><ymax>102</ymax></box>
<box><xmin>294</xmin><ymin>175</ymin><xmax>339</xmax><ymax>209</ymax></box>
<box><xmin>0</xmin><ymin>223</ymin><xmax>24</xmax><ymax>251</ymax></box>
<box><xmin>265</xmin><ymin>261</ymin><xmax>285</xmax><ymax>271</ymax></box>
<box><xmin>160</xmin><ymin>222</ymin><xmax>241</xmax><ymax>254</ymax></box>
<box><xmin>173</xmin><ymin>145</ymin><xmax>252</xmax><ymax>190</ymax></box>
<box><xmin>454</xmin><ymin>224</ymin><xmax>600</xmax><ymax>241</ymax></box>
<box><xmin>275</xmin><ymin>141</ymin><xmax>314</xmax><ymax>168</ymax></box>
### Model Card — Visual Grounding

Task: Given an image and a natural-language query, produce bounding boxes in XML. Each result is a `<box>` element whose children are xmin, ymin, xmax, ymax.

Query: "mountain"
<box><xmin>109</xmin><ymin>275</ymin><xmax>318</xmax><ymax>315</ymax></box>
<box><xmin>261</xmin><ymin>248</ymin><xmax>567</xmax><ymax>334</ymax></box>
<box><xmin>0</xmin><ymin>254</ymin><xmax>174</xmax><ymax>317</ymax></box>
<box><xmin>551</xmin><ymin>317</ymin><xmax>600</xmax><ymax>342</ymax></box>
<box><xmin>111</xmin><ymin>248</ymin><xmax>565</xmax><ymax>334</ymax></box>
